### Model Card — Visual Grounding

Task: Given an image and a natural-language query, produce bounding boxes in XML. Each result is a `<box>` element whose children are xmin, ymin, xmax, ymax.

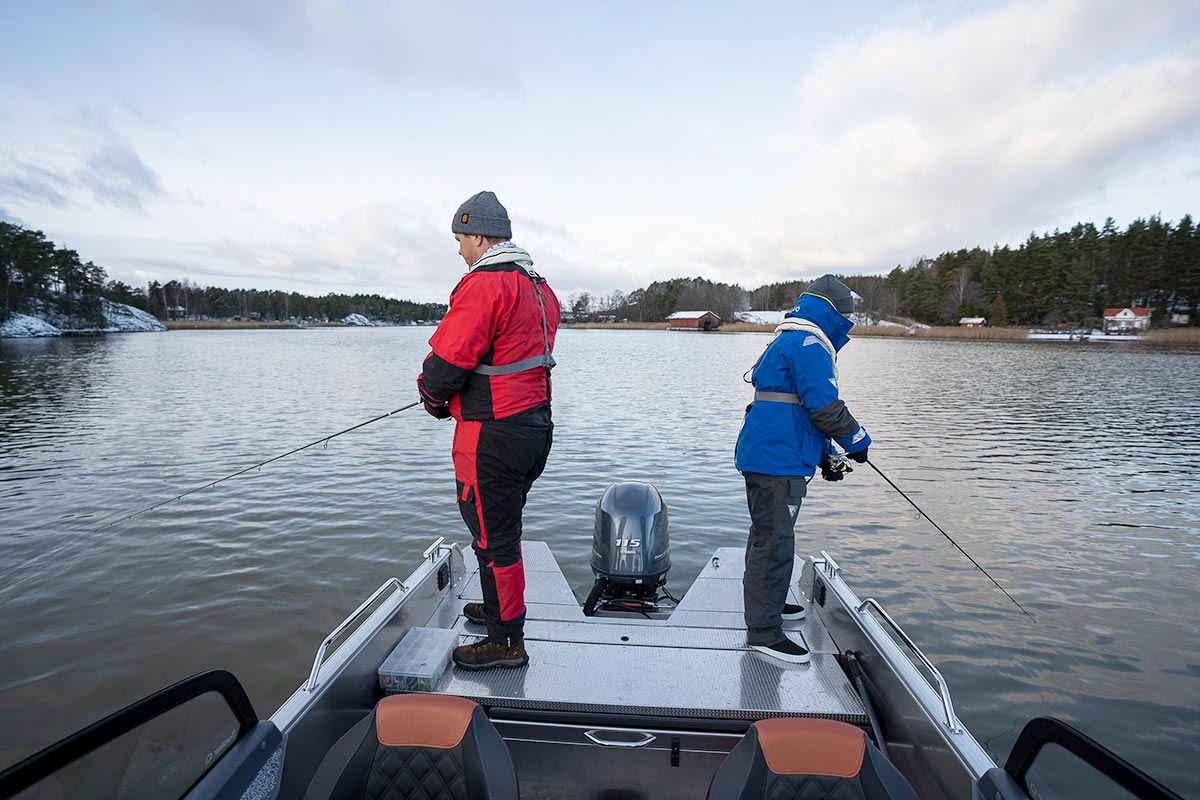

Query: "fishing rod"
<box><xmin>864</xmin><ymin>457</ymin><xmax>1037</xmax><ymax>623</ymax></box>
<box><xmin>94</xmin><ymin>401</ymin><xmax>422</xmax><ymax>532</ymax></box>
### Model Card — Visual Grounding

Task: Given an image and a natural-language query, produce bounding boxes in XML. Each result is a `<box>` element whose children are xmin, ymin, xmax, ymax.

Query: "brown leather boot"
<box><xmin>452</xmin><ymin>638</ymin><xmax>528</xmax><ymax>670</ymax></box>
<box><xmin>463</xmin><ymin>602</ymin><xmax>486</xmax><ymax>625</ymax></box>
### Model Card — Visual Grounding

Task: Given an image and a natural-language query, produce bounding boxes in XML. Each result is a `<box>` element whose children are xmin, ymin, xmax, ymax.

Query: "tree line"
<box><xmin>124</xmin><ymin>280</ymin><xmax>446</xmax><ymax>325</ymax></box>
<box><xmin>8</xmin><ymin>214</ymin><xmax>1197</xmax><ymax>330</ymax></box>
<box><xmin>1</xmin><ymin>221</ymin><xmax>446</xmax><ymax>325</ymax></box>
<box><xmin>1</xmin><ymin>222</ymin><xmax>107</xmax><ymax>326</ymax></box>
<box><xmin>569</xmin><ymin>215</ymin><xmax>1199</xmax><ymax>327</ymax></box>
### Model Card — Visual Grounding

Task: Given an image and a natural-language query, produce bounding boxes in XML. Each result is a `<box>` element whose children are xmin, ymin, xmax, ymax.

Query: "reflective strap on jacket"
<box><xmin>474</xmin><ymin>353</ymin><xmax>557</xmax><ymax>376</ymax></box>
<box><xmin>755</xmin><ymin>391</ymin><xmax>802</xmax><ymax>405</ymax></box>
<box><xmin>468</xmin><ymin>266</ymin><xmax>557</xmax><ymax>379</ymax></box>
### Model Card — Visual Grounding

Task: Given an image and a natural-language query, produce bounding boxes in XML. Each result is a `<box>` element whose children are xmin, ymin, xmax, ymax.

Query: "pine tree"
<box><xmin>989</xmin><ymin>294</ymin><xmax>1009</xmax><ymax>327</ymax></box>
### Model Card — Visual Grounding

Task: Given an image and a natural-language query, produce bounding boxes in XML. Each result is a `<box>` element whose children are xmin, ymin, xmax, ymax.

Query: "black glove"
<box><xmin>819</xmin><ymin>459</ymin><xmax>845</xmax><ymax>482</ymax></box>
<box><xmin>821</xmin><ymin>457</ymin><xmax>855</xmax><ymax>481</ymax></box>
<box><xmin>423</xmin><ymin>400</ymin><xmax>451</xmax><ymax>420</ymax></box>
<box><xmin>847</xmin><ymin>447</ymin><xmax>869</xmax><ymax>463</ymax></box>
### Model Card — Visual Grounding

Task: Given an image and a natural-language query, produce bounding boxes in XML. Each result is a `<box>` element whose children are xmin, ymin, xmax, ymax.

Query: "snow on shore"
<box><xmin>1</xmin><ymin>300</ymin><xmax>166</xmax><ymax>338</ymax></box>
<box><xmin>342</xmin><ymin>313</ymin><xmax>375</xmax><ymax>326</ymax></box>
<box><xmin>0</xmin><ymin>313</ymin><xmax>62</xmax><ymax>337</ymax></box>
<box><xmin>100</xmin><ymin>299</ymin><xmax>167</xmax><ymax>332</ymax></box>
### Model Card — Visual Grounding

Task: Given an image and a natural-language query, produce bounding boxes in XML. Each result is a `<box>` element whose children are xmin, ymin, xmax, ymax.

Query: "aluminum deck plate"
<box><xmin>426</xmin><ymin>541</ymin><xmax>866</xmax><ymax>723</ymax></box>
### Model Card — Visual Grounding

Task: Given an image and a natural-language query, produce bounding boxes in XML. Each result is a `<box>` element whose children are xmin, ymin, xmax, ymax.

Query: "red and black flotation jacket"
<box><xmin>418</xmin><ymin>246</ymin><xmax>560</xmax><ymax>421</ymax></box>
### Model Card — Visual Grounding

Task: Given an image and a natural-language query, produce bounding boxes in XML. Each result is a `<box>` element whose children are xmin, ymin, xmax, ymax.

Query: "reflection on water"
<box><xmin>1</xmin><ymin>329</ymin><xmax>1198</xmax><ymax>794</ymax></box>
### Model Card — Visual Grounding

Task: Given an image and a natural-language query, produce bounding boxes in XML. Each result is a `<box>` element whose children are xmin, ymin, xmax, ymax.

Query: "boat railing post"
<box><xmin>422</xmin><ymin>537</ymin><xmax>451</xmax><ymax>563</ymax></box>
<box><xmin>856</xmin><ymin>597</ymin><xmax>964</xmax><ymax>734</ymax></box>
<box><xmin>816</xmin><ymin>550</ymin><xmax>842</xmax><ymax>578</ymax></box>
<box><xmin>305</xmin><ymin>577</ymin><xmax>408</xmax><ymax>693</ymax></box>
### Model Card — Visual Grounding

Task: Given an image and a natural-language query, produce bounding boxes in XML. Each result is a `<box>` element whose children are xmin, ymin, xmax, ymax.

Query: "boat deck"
<box><xmin>421</xmin><ymin>541</ymin><xmax>867</xmax><ymax>723</ymax></box>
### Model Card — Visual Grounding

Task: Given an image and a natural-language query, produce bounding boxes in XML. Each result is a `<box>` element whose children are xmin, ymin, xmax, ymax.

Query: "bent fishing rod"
<box><xmin>95</xmin><ymin>401</ymin><xmax>422</xmax><ymax>532</ymax></box>
<box><xmin>865</xmin><ymin>458</ymin><xmax>1037</xmax><ymax>623</ymax></box>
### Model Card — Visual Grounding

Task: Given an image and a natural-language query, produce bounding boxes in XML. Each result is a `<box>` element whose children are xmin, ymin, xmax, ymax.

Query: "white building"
<box><xmin>1102</xmin><ymin>307</ymin><xmax>1151</xmax><ymax>334</ymax></box>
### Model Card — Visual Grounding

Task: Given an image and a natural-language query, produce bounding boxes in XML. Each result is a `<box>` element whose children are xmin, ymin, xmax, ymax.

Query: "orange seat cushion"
<box><xmin>375</xmin><ymin>694</ymin><xmax>478</xmax><ymax>749</ymax></box>
<box><xmin>754</xmin><ymin>718</ymin><xmax>867</xmax><ymax>778</ymax></box>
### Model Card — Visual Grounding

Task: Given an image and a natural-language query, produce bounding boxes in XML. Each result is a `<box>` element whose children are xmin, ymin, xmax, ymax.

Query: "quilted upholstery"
<box><xmin>366</xmin><ymin>745</ymin><xmax>468</xmax><ymax>800</ymax></box>
<box><xmin>304</xmin><ymin>696</ymin><xmax>518</xmax><ymax>800</ymax></box>
<box><xmin>708</xmin><ymin>719</ymin><xmax>916</xmax><ymax>800</ymax></box>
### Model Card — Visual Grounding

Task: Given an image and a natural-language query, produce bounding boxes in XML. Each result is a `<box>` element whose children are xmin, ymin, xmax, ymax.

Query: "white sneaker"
<box><xmin>782</xmin><ymin>603</ymin><xmax>806</xmax><ymax>620</ymax></box>
<box><xmin>751</xmin><ymin>636</ymin><xmax>811</xmax><ymax>664</ymax></box>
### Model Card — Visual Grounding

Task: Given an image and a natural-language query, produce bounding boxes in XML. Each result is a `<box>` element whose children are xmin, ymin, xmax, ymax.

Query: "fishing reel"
<box><xmin>820</xmin><ymin>453</ymin><xmax>853</xmax><ymax>482</ymax></box>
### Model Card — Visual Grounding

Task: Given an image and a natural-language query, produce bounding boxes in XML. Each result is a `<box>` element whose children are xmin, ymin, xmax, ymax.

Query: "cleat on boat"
<box><xmin>752</xmin><ymin>636</ymin><xmax>811</xmax><ymax>664</ymax></box>
<box><xmin>782</xmin><ymin>603</ymin><xmax>806</xmax><ymax>620</ymax></box>
<box><xmin>452</xmin><ymin>637</ymin><xmax>529</xmax><ymax>670</ymax></box>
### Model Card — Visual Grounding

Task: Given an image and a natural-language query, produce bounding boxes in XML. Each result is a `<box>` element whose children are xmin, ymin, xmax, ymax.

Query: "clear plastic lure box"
<box><xmin>378</xmin><ymin>627</ymin><xmax>460</xmax><ymax>693</ymax></box>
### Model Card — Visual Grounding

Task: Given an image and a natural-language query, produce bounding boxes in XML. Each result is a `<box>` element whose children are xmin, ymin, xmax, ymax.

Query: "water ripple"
<box><xmin>1</xmin><ymin>330</ymin><xmax>1197</xmax><ymax>794</ymax></box>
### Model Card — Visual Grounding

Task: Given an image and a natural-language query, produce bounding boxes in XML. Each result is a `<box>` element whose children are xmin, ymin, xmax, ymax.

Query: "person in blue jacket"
<box><xmin>735</xmin><ymin>274</ymin><xmax>872</xmax><ymax>663</ymax></box>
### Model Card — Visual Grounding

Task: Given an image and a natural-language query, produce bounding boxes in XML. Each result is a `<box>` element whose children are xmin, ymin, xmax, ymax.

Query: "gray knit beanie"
<box><xmin>451</xmin><ymin>191</ymin><xmax>512</xmax><ymax>239</ymax></box>
<box><xmin>806</xmin><ymin>274</ymin><xmax>855</xmax><ymax>314</ymax></box>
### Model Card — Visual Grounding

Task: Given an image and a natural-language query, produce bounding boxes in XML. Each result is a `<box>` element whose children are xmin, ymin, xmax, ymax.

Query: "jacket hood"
<box><xmin>786</xmin><ymin>293</ymin><xmax>853</xmax><ymax>351</ymax></box>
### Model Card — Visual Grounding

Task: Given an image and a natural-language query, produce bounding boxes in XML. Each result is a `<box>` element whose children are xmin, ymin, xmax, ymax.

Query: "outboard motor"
<box><xmin>584</xmin><ymin>482</ymin><xmax>673</xmax><ymax>617</ymax></box>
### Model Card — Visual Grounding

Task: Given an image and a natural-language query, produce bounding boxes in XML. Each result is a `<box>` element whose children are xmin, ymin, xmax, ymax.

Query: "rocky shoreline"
<box><xmin>0</xmin><ymin>299</ymin><xmax>166</xmax><ymax>338</ymax></box>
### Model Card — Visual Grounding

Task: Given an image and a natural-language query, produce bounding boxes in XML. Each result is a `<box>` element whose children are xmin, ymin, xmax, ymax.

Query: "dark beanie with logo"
<box><xmin>451</xmin><ymin>191</ymin><xmax>512</xmax><ymax>239</ymax></box>
<box><xmin>806</xmin><ymin>274</ymin><xmax>855</xmax><ymax>314</ymax></box>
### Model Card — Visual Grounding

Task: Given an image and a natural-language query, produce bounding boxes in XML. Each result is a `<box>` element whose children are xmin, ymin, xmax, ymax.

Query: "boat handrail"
<box><xmin>305</xmin><ymin>577</ymin><xmax>408</xmax><ymax>692</ymax></box>
<box><xmin>815</xmin><ymin>550</ymin><xmax>842</xmax><ymax>578</ymax></box>
<box><xmin>422</xmin><ymin>536</ymin><xmax>451</xmax><ymax>562</ymax></box>
<box><xmin>855</xmin><ymin>597</ymin><xmax>963</xmax><ymax>734</ymax></box>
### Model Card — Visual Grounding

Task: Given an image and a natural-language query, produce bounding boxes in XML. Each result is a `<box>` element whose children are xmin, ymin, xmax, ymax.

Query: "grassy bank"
<box><xmin>1143</xmin><ymin>328</ymin><xmax>1200</xmax><ymax>344</ymax></box>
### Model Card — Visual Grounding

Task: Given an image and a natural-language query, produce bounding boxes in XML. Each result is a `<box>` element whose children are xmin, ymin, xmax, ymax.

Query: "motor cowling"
<box><xmin>591</xmin><ymin>482</ymin><xmax>670</xmax><ymax>585</ymax></box>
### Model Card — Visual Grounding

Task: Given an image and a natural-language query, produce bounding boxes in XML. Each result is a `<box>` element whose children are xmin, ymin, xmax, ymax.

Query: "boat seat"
<box><xmin>303</xmin><ymin>694</ymin><xmax>519</xmax><ymax>800</ymax></box>
<box><xmin>707</xmin><ymin>718</ymin><xmax>918</xmax><ymax>800</ymax></box>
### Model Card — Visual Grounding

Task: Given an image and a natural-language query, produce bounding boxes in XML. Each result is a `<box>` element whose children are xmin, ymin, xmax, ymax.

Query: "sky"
<box><xmin>1</xmin><ymin>0</ymin><xmax>1198</xmax><ymax>304</ymax></box>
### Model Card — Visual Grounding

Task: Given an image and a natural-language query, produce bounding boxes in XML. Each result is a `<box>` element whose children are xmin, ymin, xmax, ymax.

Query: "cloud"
<box><xmin>145</xmin><ymin>0</ymin><xmax>516</xmax><ymax>91</ymax></box>
<box><xmin>0</xmin><ymin>206</ymin><xmax>25</xmax><ymax>226</ymax></box>
<box><xmin>76</xmin><ymin>143</ymin><xmax>166</xmax><ymax>213</ymax></box>
<box><xmin>96</xmin><ymin>200</ymin><xmax>633</xmax><ymax>301</ymax></box>
<box><xmin>0</xmin><ymin>161</ymin><xmax>72</xmax><ymax>207</ymax></box>
<box><xmin>194</xmin><ymin>200</ymin><xmax>456</xmax><ymax>298</ymax></box>
<box><xmin>729</xmin><ymin>0</ymin><xmax>1200</xmax><ymax>276</ymax></box>
<box><xmin>0</xmin><ymin>108</ymin><xmax>167</xmax><ymax>215</ymax></box>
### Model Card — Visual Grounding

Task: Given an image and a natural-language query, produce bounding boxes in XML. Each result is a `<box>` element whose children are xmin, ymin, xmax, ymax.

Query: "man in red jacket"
<box><xmin>418</xmin><ymin>191</ymin><xmax>560</xmax><ymax>670</ymax></box>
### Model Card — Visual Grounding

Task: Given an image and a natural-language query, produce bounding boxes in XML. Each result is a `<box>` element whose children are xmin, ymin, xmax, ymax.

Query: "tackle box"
<box><xmin>378</xmin><ymin>627</ymin><xmax>460</xmax><ymax>693</ymax></box>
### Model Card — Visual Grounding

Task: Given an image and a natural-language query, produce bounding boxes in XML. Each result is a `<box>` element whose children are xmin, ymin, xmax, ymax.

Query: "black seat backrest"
<box><xmin>707</xmin><ymin>717</ymin><xmax>918</xmax><ymax>800</ymax></box>
<box><xmin>304</xmin><ymin>694</ymin><xmax>518</xmax><ymax>800</ymax></box>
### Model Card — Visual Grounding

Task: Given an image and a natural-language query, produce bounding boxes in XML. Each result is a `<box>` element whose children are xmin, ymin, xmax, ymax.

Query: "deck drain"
<box><xmin>620</xmin><ymin>635</ymin><xmax>630</xmax><ymax>642</ymax></box>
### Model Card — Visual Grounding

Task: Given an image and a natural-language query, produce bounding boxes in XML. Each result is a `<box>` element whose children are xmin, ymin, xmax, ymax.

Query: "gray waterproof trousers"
<box><xmin>743</xmin><ymin>472</ymin><xmax>806</xmax><ymax>645</ymax></box>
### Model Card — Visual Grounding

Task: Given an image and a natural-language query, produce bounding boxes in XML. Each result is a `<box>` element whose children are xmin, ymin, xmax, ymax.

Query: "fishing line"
<box><xmin>865</xmin><ymin>458</ymin><xmax>1036</xmax><ymax>623</ymax></box>
<box><xmin>94</xmin><ymin>401</ymin><xmax>422</xmax><ymax>532</ymax></box>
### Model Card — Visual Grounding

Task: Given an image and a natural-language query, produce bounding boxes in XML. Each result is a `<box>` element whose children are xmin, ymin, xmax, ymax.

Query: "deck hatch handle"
<box><xmin>583</xmin><ymin>729</ymin><xmax>656</xmax><ymax>748</ymax></box>
<box><xmin>305</xmin><ymin>577</ymin><xmax>407</xmax><ymax>692</ymax></box>
<box><xmin>856</xmin><ymin>597</ymin><xmax>963</xmax><ymax>734</ymax></box>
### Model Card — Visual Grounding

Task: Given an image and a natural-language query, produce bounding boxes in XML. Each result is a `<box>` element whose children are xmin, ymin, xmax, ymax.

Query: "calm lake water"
<box><xmin>2</xmin><ymin>328</ymin><xmax>1198</xmax><ymax>795</ymax></box>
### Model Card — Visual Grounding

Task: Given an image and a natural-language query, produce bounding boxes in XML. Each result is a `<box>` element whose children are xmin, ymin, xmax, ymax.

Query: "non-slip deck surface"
<box><xmin>428</xmin><ymin>542</ymin><xmax>866</xmax><ymax>722</ymax></box>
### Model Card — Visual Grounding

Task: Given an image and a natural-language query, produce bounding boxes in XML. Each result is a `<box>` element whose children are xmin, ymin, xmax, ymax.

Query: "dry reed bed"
<box><xmin>1143</xmin><ymin>328</ymin><xmax>1200</xmax><ymax>344</ymax></box>
<box><xmin>913</xmin><ymin>326</ymin><xmax>1028</xmax><ymax>340</ymax></box>
<box><xmin>562</xmin><ymin>322</ymin><xmax>668</xmax><ymax>330</ymax></box>
<box><xmin>847</xmin><ymin>325</ymin><xmax>910</xmax><ymax>337</ymax></box>
<box><xmin>165</xmin><ymin>320</ymin><xmax>301</xmax><ymax>330</ymax></box>
<box><xmin>720</xmin><ymin>322</ymin><xmax>774</xmax><ymax>333</ymax></box>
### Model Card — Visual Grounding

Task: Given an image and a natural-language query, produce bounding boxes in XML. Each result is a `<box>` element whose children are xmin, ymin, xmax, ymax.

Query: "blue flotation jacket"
<box><xmin>735</xmin><ymin>293</ymin><xmax>871</xmax><ymax>477</ymax></box>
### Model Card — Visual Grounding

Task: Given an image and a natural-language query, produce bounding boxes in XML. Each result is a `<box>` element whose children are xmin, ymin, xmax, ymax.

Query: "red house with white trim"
<box><xmin>1102</xmin><ymin>307</ymin><xmax>1151</xmax><ymax>334</ymax></box>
